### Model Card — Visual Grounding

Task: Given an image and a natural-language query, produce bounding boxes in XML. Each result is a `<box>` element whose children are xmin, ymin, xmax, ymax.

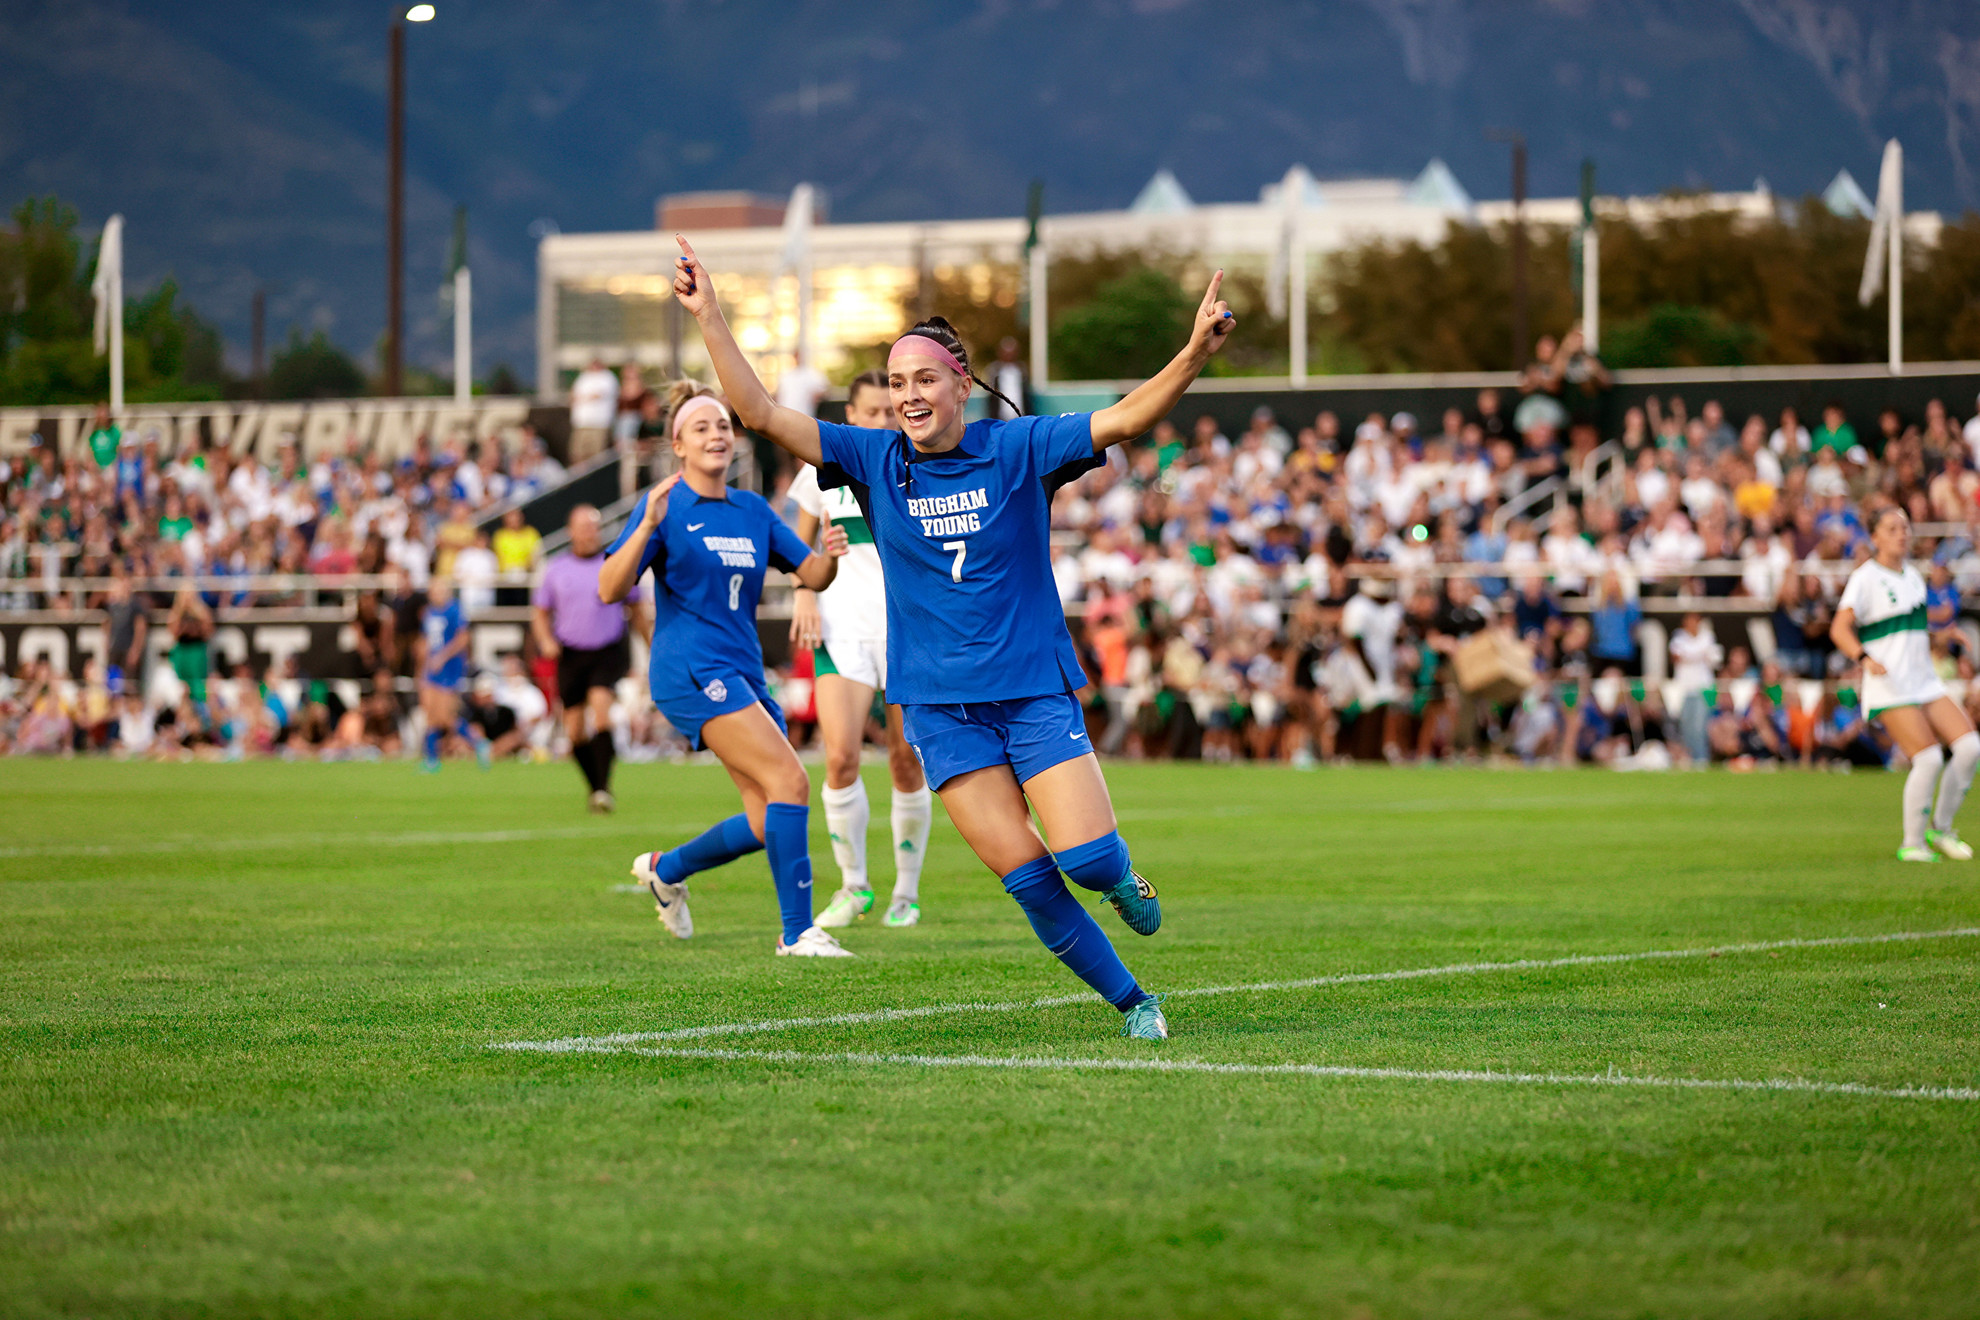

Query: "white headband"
<box><xmin>671</xmin><ymin>393</ymin><xmax>729</xmax><ymax>440</ymax></box>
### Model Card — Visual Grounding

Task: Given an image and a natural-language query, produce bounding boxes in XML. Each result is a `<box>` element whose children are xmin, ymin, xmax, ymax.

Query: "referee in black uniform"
<box><xmin>531</xmin><ymin>505</ymin><xmax>649</xmax><ymax>812</ymax></box>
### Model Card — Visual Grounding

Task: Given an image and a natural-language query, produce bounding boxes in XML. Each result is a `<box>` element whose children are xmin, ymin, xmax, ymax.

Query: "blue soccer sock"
<box><xmin>422</xmin><ymin>727</ymin><xmax>442</xmax><ymax>762</ymax></box>
<box><xmin>656</xmin><ymin>813</ymin><xmax>763</xmax><ymax>883</ymax></box>
<box><xmin>762</xmin><ymin>802</ymin><xmax>817</xmax><ymax>945</ymax></box>
<box><xmin>1002</xmin><ymin>855</ymin><xmax>1148</xmax><ymax>1011</ymax></box>
<box><xmin>1054</xmin><ymin>831</ymin><xmax>1132</xmax><ymax>893</ymax></box>
<box><xmin>455</xmin><ymin>717</ymin><xmax>480</xmax><ymax>744</ymax></box>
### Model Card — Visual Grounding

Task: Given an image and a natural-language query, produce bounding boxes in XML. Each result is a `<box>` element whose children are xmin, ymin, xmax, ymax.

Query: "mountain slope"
<box><xmin>3</xmin><ymin>0</ymin><xmax>1974</xmax><ymax>383</ymax></box>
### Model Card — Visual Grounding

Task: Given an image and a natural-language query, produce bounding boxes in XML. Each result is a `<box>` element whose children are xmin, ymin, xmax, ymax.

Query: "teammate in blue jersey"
<box><xmin>598</xmin><ymin>382</ymin><xmax>856</xmax><ymax>957</ymax></box>
<box><xmin>415</xmin><ymin>575</ymin><xmax>489</xmax><ymax>773</ymax></box>
<box><xmin>670</xmin><ymin>234</ymin><xmax>1236</xmax><ymax>1039</ymax></box>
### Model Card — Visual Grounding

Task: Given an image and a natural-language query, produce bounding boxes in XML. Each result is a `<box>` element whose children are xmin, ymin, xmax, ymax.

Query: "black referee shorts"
<box><xmin>556</xmin><ymin>637</ymin><xmax>631</xmax><ymax>709</ymax></box>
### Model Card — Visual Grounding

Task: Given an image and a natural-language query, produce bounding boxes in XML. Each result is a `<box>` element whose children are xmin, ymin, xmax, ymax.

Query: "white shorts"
<box><xmin>1864</xmin><ymin>669</ymin><xmax>1948</xmax><ymax>717</ymax></box>
<box><xmin>816</xmin><ymin>635</ymin><xmax>887</xmax><ymax>691</ymax></box>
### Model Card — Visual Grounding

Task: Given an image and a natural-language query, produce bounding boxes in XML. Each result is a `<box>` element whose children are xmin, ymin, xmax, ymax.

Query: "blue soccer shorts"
<box><xmin>900</xmin><ymin>691</ymin><xmax>1093</xmax><ymax>790</ymax></box>
<box><xmin>653</xmin><ymin>669</ymin><xmax>786</xmax><ymax>752</ymax></box>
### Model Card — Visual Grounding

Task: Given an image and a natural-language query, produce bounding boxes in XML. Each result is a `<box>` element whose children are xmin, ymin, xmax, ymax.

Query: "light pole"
<box><xmin>385</xmin><ymin>3</ymin><xmax>435</xmax><ymax>398</ymax></box>
<box><xmin>1487</xmin><ymin>129</ymin><xmax>1528</xmax><ymax>372</ymax></box>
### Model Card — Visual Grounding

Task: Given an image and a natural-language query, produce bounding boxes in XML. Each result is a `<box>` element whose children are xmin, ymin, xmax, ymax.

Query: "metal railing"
<box><xmin>5</xmin><ymin>553</ymin><xmax>1972</xmax><ymax>616</ymax></box>
<box><xmin>1489</xmin><ymin>476</ymin><xmax>1563</xmax><ymax>532</ymax></box>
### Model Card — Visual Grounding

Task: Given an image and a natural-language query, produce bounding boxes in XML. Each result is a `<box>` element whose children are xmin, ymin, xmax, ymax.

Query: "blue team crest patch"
<box><xmin>703</xmin><ymin>679</ymin><xmax>728</xmax><ymax>703</ymax></box>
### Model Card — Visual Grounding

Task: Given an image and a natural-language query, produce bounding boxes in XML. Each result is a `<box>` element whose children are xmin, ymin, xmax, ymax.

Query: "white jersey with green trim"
<box><xmin>1839</xmin><ymin>558</ymin><xmax>1942</xmax><ymax>712</ymax></box>
<box><xmin>790</xmin><ymin>461</ymin><xmax>887</xmax><ymax>643</ymax></box>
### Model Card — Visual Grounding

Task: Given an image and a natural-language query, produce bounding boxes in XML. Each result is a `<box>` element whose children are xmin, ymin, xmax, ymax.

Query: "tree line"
<box><xmin>0</xmin><ymin>196</ymin><xmax>521</xmax><ymax>407</ymax></box>
<box><xmin>889</xmin><ymin>197</ymin><xmax>1980</xmax><ymax>381</ymax></box>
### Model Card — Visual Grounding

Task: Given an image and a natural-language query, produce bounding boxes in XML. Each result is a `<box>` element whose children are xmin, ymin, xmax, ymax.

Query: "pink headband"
<box><xmin>889</xmin><ymin>334</ymin><xmax>968</xmax><ymax>380</ymax></box>
<box><xmin>671</xmin><ymin>393</ymin><xmax>729</xmax><ymax>440</ymax></box>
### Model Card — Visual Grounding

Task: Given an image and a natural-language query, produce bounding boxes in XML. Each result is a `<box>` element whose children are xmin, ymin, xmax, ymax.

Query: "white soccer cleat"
<box><xmin>590</xmin><ymin>789</ymin><xmax>616</xmax><ymax>815</ymax></box>
<box><xmin>631</xmin><ymin>852</ymin><xmax>693</xmax><ymax>939</ymax></box>
<box><xmin>882</xmin><ymin>897</ymin><xmax>920</xmax><ymax>927</ymax></box>
<box><xmin>775</xmin><ymin>925</ymin><xmax>856</xmax><ymax>958</ymax></box>
<box><xmin>1927</xmin><ymin>829</ymin><xmax>1973</xmax><ymax>860</ymax></box>
<box><xmin>1895</xmin><ymin>845</ymin><xmax>1941</xmax><ymax>864</ymax></box>
<box><xmin>815</xmin><ymin>886</ymin><xmax>874</xmax><ymax>928</ymax></box>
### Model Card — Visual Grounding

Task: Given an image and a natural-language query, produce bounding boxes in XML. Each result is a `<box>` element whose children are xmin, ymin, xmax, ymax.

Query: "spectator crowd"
<box><xmin>1039</xmin><ymin>335</ymin><xmax>1980</xmax><ymax>771</ymax></box>
<box><xmin>6</xmin><ymin>334</ymin><xmax>1980</xmax><ymax>773</ymax></box>
<box><xmin>0</xmin><ymin>399</ymin><xmax>589</xmax><ymax>760</ymax></box>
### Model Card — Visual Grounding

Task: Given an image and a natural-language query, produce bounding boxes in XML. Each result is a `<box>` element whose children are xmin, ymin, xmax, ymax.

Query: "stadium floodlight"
<box><xmin>386</xmin><ymin>3</ymin><xmax>437</xmax><ymax>397</ymax></box>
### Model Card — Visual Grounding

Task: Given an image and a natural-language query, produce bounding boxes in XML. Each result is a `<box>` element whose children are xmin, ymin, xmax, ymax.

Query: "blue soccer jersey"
<box><xmin>421</xmin><ymin>597</ymin><xmax>468</xmax><ymax>688</ymax></box>
<box><xmin>815</xmin><ymin>414</ymin><xmax>1102</xmax><ymax>705</ymax></box>
<box><xmin>608</xmin><ymin>483</ymin><xmax>813</xmax><ymax>697</ymax></box>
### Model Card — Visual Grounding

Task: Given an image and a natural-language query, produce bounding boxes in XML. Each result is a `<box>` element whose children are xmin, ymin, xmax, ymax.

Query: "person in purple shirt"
<box><xmin>532</xmin><ymin>505</ymin><xmax>650</xmax><ymax>812</ymax></box>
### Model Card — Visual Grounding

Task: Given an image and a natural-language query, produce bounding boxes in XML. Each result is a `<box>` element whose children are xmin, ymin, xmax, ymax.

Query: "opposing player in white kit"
<box><xmin>789</xmin><ymin>369</ymin><xmax>934</xmax><ymax>927</ymax></box>
<box><xmin>1832</xmin><ymin>506</ymin><xmax>1980</xmax><ymax>862</ymax></box>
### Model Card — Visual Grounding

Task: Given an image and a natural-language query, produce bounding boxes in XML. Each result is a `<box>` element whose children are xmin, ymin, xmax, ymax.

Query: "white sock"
<box><xmin>1933</xmin><ymin>732</ymin><xmax>1980</xmax><ymax>831</ymax></box>
<box><xmin>890</xmin><ymin>786</ymin><xmax>932</xmax><ymax>904</ymax></box>
<box><xmin>1903</xmin><ymin>744</ymin><xmax>1945</xmax><ymax>848</ymax></box>
<box><xmin>821</xmin><ymin>779</ymin><xmax>869</xmax><ymax>891</ymax></box>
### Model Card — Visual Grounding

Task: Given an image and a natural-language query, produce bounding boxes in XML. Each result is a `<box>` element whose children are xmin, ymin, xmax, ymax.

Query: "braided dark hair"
<box><xmin>898</xmin><ymin>316</ymin><xmax>1024</xmax><ymax>418</ymax></box>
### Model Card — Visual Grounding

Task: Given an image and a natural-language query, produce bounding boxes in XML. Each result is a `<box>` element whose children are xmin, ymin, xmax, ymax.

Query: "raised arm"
<box><xmin>673</xmin><ymin>235</ymin><xmax>824</xmax><ymax>468</ymax></box>
<box><xmin>1089</xmin><ymin>270</ymin><xmax>1235</xmax><ymax>452</ymax></box>
<box><xmin>598</xmin><ymin>476</ymin><xmax>678</xmax><ymax>604</ymax></box>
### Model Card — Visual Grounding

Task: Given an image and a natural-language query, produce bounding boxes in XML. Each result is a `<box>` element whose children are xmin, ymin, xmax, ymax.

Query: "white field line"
<box><xmin>501</xmin><ymin>1043</ymin><xmax>1980</xmax><ymax>1103</ymax></box>
<box><xmin>495</xmin><ymin>926</ymin><xmax>1980</xmax><ymax>1053</ymax></box>
<box><xmin>0</xmin><ymin>825</ymin><xmax>636</xmax><ymax>859</ymax></box>
<box><xmin>1113</xmin><ymin>792</ymin><xmax>1716</xmax><ymax>822</ymax></box>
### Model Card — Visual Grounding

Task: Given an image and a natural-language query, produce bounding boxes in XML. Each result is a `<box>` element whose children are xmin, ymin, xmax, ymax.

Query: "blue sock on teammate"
<box><xmin>422</xmin><ymin>727</ymin><xmax>442</xmax><ymax>765</ymax></box>
<box><xmin>656</xmin><ymin>813</ymin><xmax>762</xmax><ymax>883</ymax></box>
<box><xmin>1001</xmin><ymin>854</ymin><xmax>1149</xmax><ymax>1011</ymax></box>
<box><xmin>762</xmin><ymin>802</ymin><xmax>818</xmax><ymax>945</ymax></box>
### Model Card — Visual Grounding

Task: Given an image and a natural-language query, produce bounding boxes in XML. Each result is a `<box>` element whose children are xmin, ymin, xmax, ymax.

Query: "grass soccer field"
<box><xmin>3</xmin><ymin>759</ymin><xmax>1978</xmax><ymax>1319</ymax></box>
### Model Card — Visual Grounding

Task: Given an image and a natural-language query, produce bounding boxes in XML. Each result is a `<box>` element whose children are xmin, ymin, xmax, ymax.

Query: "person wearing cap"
<box><xmin>1243</xmin><ymin>404</ymin><xmax>1290</xmax><ymax>457</ymax></box>
<box><xmin>1390</xmin><ymin>411</ymin><xmax>1419</xmax><ymax>457</ymax></box>
<box><xmin>668</xmin><ymin>232</ymin><xmax>1239</xmax><ymax>1040</ymax></box>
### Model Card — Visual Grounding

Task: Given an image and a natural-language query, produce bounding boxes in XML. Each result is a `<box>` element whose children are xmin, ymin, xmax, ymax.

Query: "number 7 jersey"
<box><xmin>815</xmin><ymin>413</ymin><xmax>1102</xmax><ymax>705</ymax></box>
<box><xmin>607</xmin><ymin>484</ymin><xmax>814</xmax><ymax>690</ymax></box>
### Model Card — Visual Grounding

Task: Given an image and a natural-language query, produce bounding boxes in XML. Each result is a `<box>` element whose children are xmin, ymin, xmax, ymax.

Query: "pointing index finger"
<box><xmin>1200</xmin><ymin>269</ymin><xmax>1225</xmax><ymax>315</ymax></box>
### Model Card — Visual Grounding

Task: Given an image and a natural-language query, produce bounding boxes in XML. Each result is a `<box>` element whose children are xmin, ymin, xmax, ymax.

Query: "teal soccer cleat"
<box><xmin>1100</xmin><ymin>870</ymin><xmax>1161</xmax><ymax>935</ymax></box>
<box><xmin>1120</xmin><ymin>995</ymin><xmax>1169</xmax><ymax>1041</ymax></box>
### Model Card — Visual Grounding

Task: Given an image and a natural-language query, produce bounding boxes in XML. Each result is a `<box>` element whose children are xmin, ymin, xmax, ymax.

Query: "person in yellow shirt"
<box><xmin>1732</xmin><ymin>456</ymin><xmax>1777</xmax><ymax>521</ymax></box>
<box><xmin>492</xmin><ymin>505</ymin><xmax>542</xmax><ymax>573</ymax></box>
<box><xmin>432</xmin><ymin>500</ymin><xmax>480</xmax><ymax>580</ymax></box>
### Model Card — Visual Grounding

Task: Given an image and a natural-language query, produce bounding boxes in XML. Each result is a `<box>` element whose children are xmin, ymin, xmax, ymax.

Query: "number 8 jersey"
<box><xmin>815</xmin><ymin>413</ymin><xmax>1102</xmax><ymax>706</ymax></box>
<box><xmin>607</xmin><ymin>483</ymin><xmax>814</xmax><ymax>698</ymax></box>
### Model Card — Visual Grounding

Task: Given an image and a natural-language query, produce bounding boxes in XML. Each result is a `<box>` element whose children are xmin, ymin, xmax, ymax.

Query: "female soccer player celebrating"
<box><xmin>1832</xmin><ymin>505</ymin><xmax>1980</xmax><ymax>861</ymax></box>
<box><xmin>672</xmin><ymin>235</ymin><xmax>1235</xmax><ymax>1038</ymax></box>
<box><xmin>789</xmin><ymin>369</ymin><xmax>935</xmax><ymax>930</ymax></box>
<box><xmin>600</xmin><ymin>382</ymin><xmax>855</xmax><ymax>956</ymax></box>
